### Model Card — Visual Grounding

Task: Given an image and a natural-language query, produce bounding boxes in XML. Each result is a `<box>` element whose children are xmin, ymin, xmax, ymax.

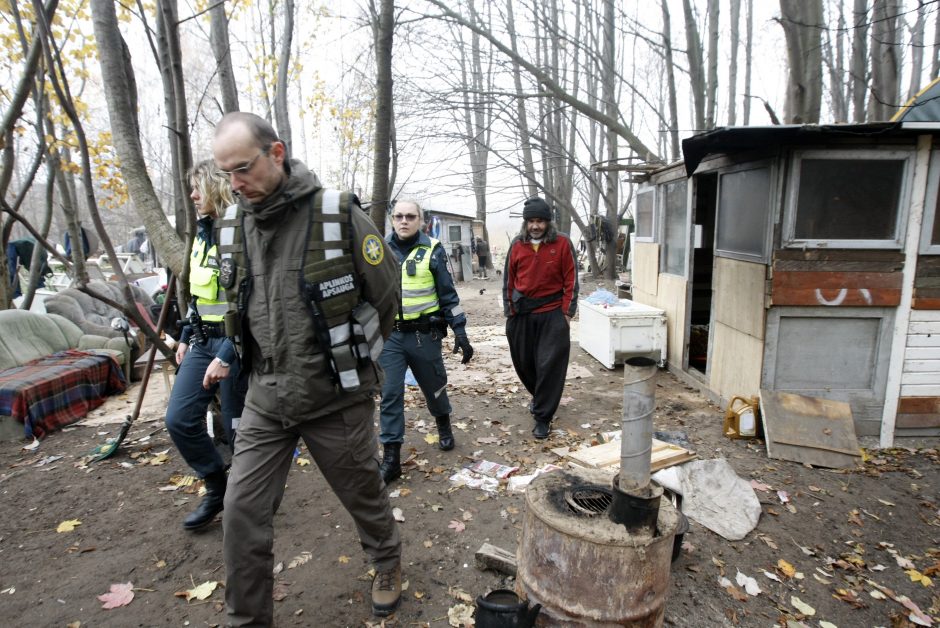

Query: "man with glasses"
<box><xmin>212</xmin><ymin>112</ymin><xmax>403</xmax><ymax>620</ymax></box>
<box><xmin>377</xmin><ymin>200</ymin><xmax>473</xmax><ymax>484</ymax></box>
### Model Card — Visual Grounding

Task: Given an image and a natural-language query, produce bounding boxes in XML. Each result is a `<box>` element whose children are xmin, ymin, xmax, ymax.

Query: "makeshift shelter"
<box><xmin>631</xmin><ymin>122</ymin><xmax>940</xmax><ymax>445</ymax></box>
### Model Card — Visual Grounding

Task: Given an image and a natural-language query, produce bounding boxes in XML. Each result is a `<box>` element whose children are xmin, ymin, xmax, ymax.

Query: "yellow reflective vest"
<box><xmin>399</xmin><ymin>238</ymin><xmax>441</xmax><ymax>320</ymax></box>
<box><xmin>189</xmin><ymin>233</ymin><xmax>228</xmax><ymax>322</ymax></box>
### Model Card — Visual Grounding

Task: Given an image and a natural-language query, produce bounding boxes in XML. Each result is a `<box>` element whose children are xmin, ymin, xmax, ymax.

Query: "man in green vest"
<box><xmin>213</xmin><ymin>112</ymin><xmax>403</xmax><ymax>621</ymax></box>
<box><xmin>377</xmin><ymin>200</ymin><xmax>474</xmax><ymax>484</ymax></box>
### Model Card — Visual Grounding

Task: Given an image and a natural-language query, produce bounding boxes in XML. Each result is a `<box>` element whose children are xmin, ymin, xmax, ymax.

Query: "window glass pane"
<box><xmin>794</xmin><ymin>159</ymin><xmax>903</xmax><ymax>241</ymax></box>
<box><xmin>717</xmin><ymin>166</ymin><xmax>771</xmax><ymax>257</ymax></box>
<box><xmin>636</xmin><ymin>189</ymin><xmax>654</xmax><ymax>238</ymax></box>
<box><xmin>662</xmin><ymin>179</ymin><xmax>688</xmax><ymax>275</ymax></box>
<box><xmin>448</xmin><ymin>225</ymin><xmax>462</xmax><ymax>242</ymax></box>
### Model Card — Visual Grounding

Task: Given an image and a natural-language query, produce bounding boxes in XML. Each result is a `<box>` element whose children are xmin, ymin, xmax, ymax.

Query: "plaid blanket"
<box><xmin>0</xmin><ymin>350</ymin><xmax>127</xmax><ymax>439</ymax></box>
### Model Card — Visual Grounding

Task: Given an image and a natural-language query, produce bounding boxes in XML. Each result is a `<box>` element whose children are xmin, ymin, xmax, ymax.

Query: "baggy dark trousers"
<box><xmin>506</xmin><ymin>308</ymin><xmax>570</xmax><ymax>423</ymax></box>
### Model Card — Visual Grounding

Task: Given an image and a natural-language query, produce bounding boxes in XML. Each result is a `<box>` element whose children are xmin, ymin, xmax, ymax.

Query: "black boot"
<box><xmin>183</xmin><ymin>470</ymin><xmax>226</xmax><ymax>530</ymax></box>
<box><xmin>379</xmin><ymin>443</ymin><xmax>402</xmax><ymax>484</ymax></box>
<box><xmin>435</xmin><ymin>415</ymin><xmax>455</xmax><ymax>451</ymax></box>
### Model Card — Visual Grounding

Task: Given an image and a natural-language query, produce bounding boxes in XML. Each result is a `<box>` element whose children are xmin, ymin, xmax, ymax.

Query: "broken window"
<box><xmin>785</xmin><ymin>150</ymin><xmax>910</xmax><ymax>248</ymax></box>
<box><xmin>635</xmin><ymin>187</ymin><xmax>655</xmax><ymax>241</ymax></box>
<box><xmin>716</xmin><ymin>164</ymin><xmax>772</xmax><ymax>261</ymax></box>
<box><xmin>661</xmin><ymin>178</ymin><xmax>689</xmax><ymax>276</ymax></box>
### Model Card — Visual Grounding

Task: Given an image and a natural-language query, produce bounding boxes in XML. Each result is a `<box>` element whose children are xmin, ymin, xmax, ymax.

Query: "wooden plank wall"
<box><xmin>631</xmin><ymin>243</ymin><xmax>686</xmax><ymax>368</ymax></box>
<box><xmin>771</xmin><ymin>250</ymin><xmax>904</xmax><ymax>307</ymax></box>
<box><xmin>913</xmin><ymin>256</ymin><xmax>940</xmax><ymax>309</ymax></box>
<box><xmin>898</xmin><ymin>309</ymin><xmax>940</xmax><ymax>429</ymax></box>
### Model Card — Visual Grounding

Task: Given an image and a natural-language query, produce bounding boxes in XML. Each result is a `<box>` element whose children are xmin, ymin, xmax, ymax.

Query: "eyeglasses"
<box><xmin>392</xmin><ymin>213</ymin><xmax>419</xmax><ymax>222</ymax></box>
<box><xmin>218</xmin><ymin>147</ymin><xmax>269</xmax><ymax>177</ymax></box>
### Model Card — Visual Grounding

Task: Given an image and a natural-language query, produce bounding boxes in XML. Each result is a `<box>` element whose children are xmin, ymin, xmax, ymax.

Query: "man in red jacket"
<box><xmin>503</xmin><ymin>196</ymin><xmax>579</xmax><ymax>439</ymax></box>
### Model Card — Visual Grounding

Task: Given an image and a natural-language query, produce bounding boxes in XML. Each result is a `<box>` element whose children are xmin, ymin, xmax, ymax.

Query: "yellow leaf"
<box><xmin>777</xmin><ymin>559</ymin><xmax>796</xmax><ymax>578</ymax></box>
<box><xmin>296</xmin><ymin>457</ymin><xmax>310</xmax><ymax>466</ymax></box>
<box><xmin>338</xmin><ymin>555</ymin><xmax>350</xmax><ymax>564</ymax></box>
<box><xmin>149</xmin><ymin>452</ymin><xmax>169</xmax><ymax>465</ymax></box>
<box><xmin>906</xmin><ymin>569</ymin><xmax>933</xmax><ymax>586</ymax></box>
<box><xmin>791</xmin><ymin>595</ymin><xmax>816</xmax><ymax>616</ymax></box>
<box><xmin>57</xmin><ymin>519</ymin><xmax>82</xmax><ymax>533</ymax></box>
<box><xmin>424</xmin><ymin>433</ymin><xmax>439</xmax><ymax>445</ymax></box>
<box><xmin>175</xmin><ymin>580</ymin><xmax>218</xmax><ymax>602</ymax></box>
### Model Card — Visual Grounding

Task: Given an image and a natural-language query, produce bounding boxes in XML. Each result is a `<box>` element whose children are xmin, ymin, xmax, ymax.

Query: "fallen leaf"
<box><xmin>735</xmin><ymin>570</ymin><xmax>761</xmax><ymax>596</ymax></box>
<box><xmin>448</xmin><ymin>603</ymin><xmax>474</xmax><ymax>627</ymax></box>
<box><xmin>57</xmin><ymin>519</ymin><xmax>82</xmax><ymax>533</ymax></box>
<box><xmin>777</xmin><ymin>559</ymin><xmax>796</xmax><ymax>579</ymax></box>
<box><xmin>272</xmin><ymin>562</ymin><xmax>283</xmax><ymax>576</ymax></box>
<box><xmin>847</xmin><ymin>509</ymin><xmax>864</xmax><ymax>526</ymax></box>
<box><xmin>424</xmin><ymin>433</ymin><xmax>440</xmax><ymax>445</ymax></box>
<box><xmin>833</xmin><ymin>588</ymin><xmax>866</xmax><ymax>608</ymax></box>
<box><xmin>288</xmin><ymin>551</ymin><xmax>313</xmax><ymax>569</ymax></box>
<box><xmin>763</xmin><ymin>571</ymin><xmax>781</xmax><ymax>583</ymax></box>
<box><xmin>98</xmin><ymin>582</ymin><xmax>134</xmax><ymax>609</ymax></box>
<box><xmin>448</xmin><ymin>520</ymin><xmax>465</xmax><ymax>533</ymax></box>
<box><xmin>272</xmin><ymin>583</ymin><xmax>289</xmax><ymax>601</ymax></box>
<box><xmin>869</xmin><ymin>589</ymin><xmax>887</xmax><ymax>600</ymax></box>
<box><xmin>423</xmin><ymin>540</ymin><xmax>433</xmax><ymax>548</ymax></box>
<box><xmin>790</xmin><ymin>596</ymin><xmax>815</xmax><ymax>616</ymax></box>
<box><xmin>296</xmin><ymin>457</ymin><xmax>310</xmax><ymax>466</ymax></box>
<box><xmin>149</xmin><ymin>451</ymin><xmax>170</xmax><ymax>466</ymax></box>
<box><xmin>877</xmin><ymin>498</ymin><xmax>895</xmax><ymax>507</ymax></box>
<box><xmin>777</xmin><ymin>490</ymin><xmax>790</xmax><ymax>503</ymax></box>
<box><xmin>338</xmin><ymin>555</ymin><xmax>350</xmax><ymax>564</ymax></box>
<box><xmin>392</xmin><ymin>507</ymin><xmax>405</xmax><ymax>522</ymax></box>
<box><xmin>461</xmin><ymin>510</ymin><xmax>473</xmax><ymax>521</ymax></box>
<box><xmin>906</xmin><ymin>569</ymin><xmax>933</xmax><ymax>587</ymax></box>
<box><xmin>175</xmin><ymin>581</ymin><xmax>218</xmax><ymax>602</ymax></box>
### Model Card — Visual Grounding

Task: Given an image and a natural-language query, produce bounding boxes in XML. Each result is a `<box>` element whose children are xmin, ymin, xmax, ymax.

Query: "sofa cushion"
<box><xmin>0</xmin><ymin>310</ymin><xmax>79</xmax><ymax>371</ymax></box>
<box><xmin>43</xmin><ymin>281</ymin><xmax>154</xmax><ymax>339</ymax></box>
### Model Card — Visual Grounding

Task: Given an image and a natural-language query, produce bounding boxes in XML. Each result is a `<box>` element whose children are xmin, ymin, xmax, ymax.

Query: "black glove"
<box><xmin>453</xmin><ymin>334</ymin><xmax>474</xmax><ymax>364</ymax></box>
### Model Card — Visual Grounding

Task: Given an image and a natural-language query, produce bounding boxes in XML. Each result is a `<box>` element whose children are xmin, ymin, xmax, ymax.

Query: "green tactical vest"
<box><xmin>399</xmin><ymin>238</ymin><xmax>442</xmax><ymax>320</ymax></box>
<box><xmin>189</xmin><ymin>237</ymin><xmax>227</xmax><ymax>322</ymax></box>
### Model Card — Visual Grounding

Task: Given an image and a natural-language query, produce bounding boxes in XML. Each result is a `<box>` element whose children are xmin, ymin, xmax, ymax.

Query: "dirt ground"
<box><xmin>0</xmin><ymin>276</ymin><xmax>938</xmax><ymax>628</ymax></box>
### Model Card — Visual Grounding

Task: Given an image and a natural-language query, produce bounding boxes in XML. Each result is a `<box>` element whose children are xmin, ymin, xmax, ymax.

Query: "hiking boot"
<box><xmin>183</xmin><ymin>470</ymin><xmax>226</xmax><ymax>530</ymax></box>
<box><xmin>379</xmin><ymin>443</ymin><xmax>402</xmax><ymax>484</ymax></box>
<box><xmin>371</xmin><ymin>563</ymin><xmax>402</xmax><ymax>616</ymax></box>
<box><xmin>532</xmin><ymin>420</ymin><xmax>552</xmax><ymax>440</ymax></box>
<box><xmin>435</xmin><ymin>415</ymin><xmax>455</xmax><ymax>451</ymax></box>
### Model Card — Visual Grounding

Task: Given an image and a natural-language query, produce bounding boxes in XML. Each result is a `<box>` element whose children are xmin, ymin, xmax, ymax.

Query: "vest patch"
<box><xmin>315</xmin><ymin>273</ymin><xmax>356</xmax><ymax>300</ymax></box>
<box><xmin>362</xmin><ymin>234</ymin><xmax>384</xmax><ymax>265</ymax></box>
<box><xmin>219</xmin><ymin>258</ymin><xmax>236</xmax><ymax>289</ymax></box>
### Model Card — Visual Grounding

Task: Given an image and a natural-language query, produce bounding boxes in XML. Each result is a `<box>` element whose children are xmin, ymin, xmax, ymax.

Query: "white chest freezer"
<box><xmin>578</xmin><ymin>299</ymin><xmax>667</xmax><ymax>369</ymax></box>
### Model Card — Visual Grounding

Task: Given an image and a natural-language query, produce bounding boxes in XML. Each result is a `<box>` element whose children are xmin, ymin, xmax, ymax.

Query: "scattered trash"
<box><xmin>507</xmin><ymin>464</ymin><xmax>562</xmax><ymax>493</ymax></box>
<box><xmin>34</xmin><ymin>455</ymin><xmax>63</xmax><ymax>467</ymax></box>
<box><xmin>466</xmin><ymin>460</ymin><xmax>519</xmax><ymax>479</ymax></box>
<box><xmin>583</xmin><ymin>287</ymin><xmax>619</xmax><ymax>306</ymax></box>
<box><xmin>653</xmin><ymin>458</ymin><xmax>761</xmax><ymax>541</ymax></box>
<box><xmin>449</xmin><ymin>468</ymin><xmax>500</xmax><ymax>492</ymax></box>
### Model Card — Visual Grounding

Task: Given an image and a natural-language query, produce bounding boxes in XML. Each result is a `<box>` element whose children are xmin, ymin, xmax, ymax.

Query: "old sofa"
<box><xmin>0</xmin><ymin>309</ymin><xmax>129</xmax><ymax>440</ymax></box>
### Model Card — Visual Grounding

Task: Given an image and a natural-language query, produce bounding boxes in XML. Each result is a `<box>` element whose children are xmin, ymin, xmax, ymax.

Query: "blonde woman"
<box><xmin>165</xmin><ymin>159</ymin><xmax>245</xmax><ymax>530</ymax></box>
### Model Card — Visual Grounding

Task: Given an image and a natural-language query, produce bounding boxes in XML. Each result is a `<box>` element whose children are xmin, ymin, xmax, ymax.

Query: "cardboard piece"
<box><xmin>759</xmin><ymin>389</ymin><xmax>862</xmax><ymax>469</ymax></box>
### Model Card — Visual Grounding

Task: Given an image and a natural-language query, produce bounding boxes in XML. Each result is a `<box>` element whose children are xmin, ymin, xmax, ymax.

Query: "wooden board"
<box><xmin>771</xmin><ymin>270</ymin><xmax>903</xmax><ymax>307</ymax></box>
<box><xmin>760</xmin><ymin>390</ymin><xmax>862</xmax><ymax>469</ymax></box>
<box><xmin>474</xmin><ymin>542</ymin><xmax>517</xmax><ymax>576</ymax></box>
<box><xmin>551</xmin><ymin>437</ymin><xmax>696</xmax><ymax>472</ymax></box>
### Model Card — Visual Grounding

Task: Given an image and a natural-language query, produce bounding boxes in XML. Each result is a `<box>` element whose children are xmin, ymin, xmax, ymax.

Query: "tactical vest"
<box><xmin>188</xmin><ymin>237</ymin><xmax>227</xmax><ymax>321</ymax></box>
<box><xmin>217</xmin><ymin>190</ymin><xmax>384</xmax><ymax>392</ymax></box>
<box><xmin>399</xmin><ymin>239</ymin><xmax>442</xmax><ymax>320</ymax></box>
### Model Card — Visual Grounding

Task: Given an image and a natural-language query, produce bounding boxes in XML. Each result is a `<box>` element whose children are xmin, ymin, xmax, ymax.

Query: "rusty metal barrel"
<box><xmin>516</xmin><ymin>467</ymin><xmax>677</xmax><ymax>627</ymax></box>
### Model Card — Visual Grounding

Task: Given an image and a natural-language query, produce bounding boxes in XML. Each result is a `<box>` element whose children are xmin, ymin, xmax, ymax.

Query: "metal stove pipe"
<box><xmin>618</xmin><ymin>356</ymin><xmax>658</xmax><ymax>491</ymax></box>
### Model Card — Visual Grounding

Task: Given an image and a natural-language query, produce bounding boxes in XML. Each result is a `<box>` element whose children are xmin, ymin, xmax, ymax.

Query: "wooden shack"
<box><xmin>631</xmin><ymin>123</ymin><xmax>940</xmax><ymax>445</ymax></box>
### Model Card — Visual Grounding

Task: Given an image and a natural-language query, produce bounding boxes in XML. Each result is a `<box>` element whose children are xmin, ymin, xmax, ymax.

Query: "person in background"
<box><xmin>475</xmin><ymin>236</ymin><xmax>490</xmax><ymax>278</ymax></box>
<box><xmin>377</xmin><ymin>200</ymin><xmax>473</xmax><ymax>484</ymax></box>
<box><xmin>213</xmin><ymin>112</ymin><xmax>403</xmax><ymax>621</ymax></box>
<box><xmin>163</xmin><ymin>159</ymin><xmax>245</xmax><ymax>531</ymax></box>
<box><xmin>503</xmin><ymin>196</ymin><xmax>579</xmax><ymax>439</ymax></box>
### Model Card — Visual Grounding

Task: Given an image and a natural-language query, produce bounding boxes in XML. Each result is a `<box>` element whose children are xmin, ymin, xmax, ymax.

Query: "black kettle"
<box><xmin>475</xmin><ymin>589</ymin><xmax>542</xmax><ymax>628</ymax></box>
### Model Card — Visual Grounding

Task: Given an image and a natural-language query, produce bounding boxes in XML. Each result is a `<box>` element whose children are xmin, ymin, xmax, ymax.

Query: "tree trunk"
<box><xmin>210</xmin><ymin>1</ymin><xmax>239</xmax><ymax>113</ymax></box>
<box><xmin>779</xmin><ymin>0</ymin><xmax>823</xmax><ymax>124</ymax></box>
<box><xmin>932</xmin><ymin>3</ymin><xmax>940</xmax><ymax>79</ymax></box>
<box><xmin>851</xmin><ymin>0</ymin><xmax>869</xmax><ymax>121</ymax></box>
<box><xmin>506</xmin><ymin>0</ymin><xmax>538</xmax><ymax>196</ymax></box>
<box><xmin>661</xmin><ymin>0</ymin><xmax>680</xmax><ymax>158</ymax></box>
<box><xmin>602</xmin><ymin>0</ymin><xmax>618</xmax><ymax>280</ymax></box>
<box><xmin>369</xmin><ymin>0</ymin><xmax>394</xmax><ymax>232</ymax></box>
<box><xmin>705</xmin><ymin>0</ymin><xmax>719</xmax><ymax>129</ymax></box>
<box><xmin>869</xmin><ymin>0</ymin><xmax>900</xmax><ymax>121</ymax></box>
<box><xmin>743</xmin><ymin>0</ymin><xmax>753</xmax><ymax>124</ymax></box>
<box><xmin>727</xmin><ymin>0</ymin><xmax>740</xmax><ymax>126</ymax></box>
<box><xmin>682</xmin><ymin>0</ymin><xmax>706</xmax><ymax>132</ymax></box>
<box><xmin>907</xmin><ymin>2</ymin><xmax>926</xmax><ymax>101</ymax></box>
<box><xmin>89</xmin><ymin>0</ymin><xmax>186</xmax><ymax>276</ymax></box>
<box><xmin>274</xmin><ymin>0</ymin><xmax>294</xmax><ymax>156</ymax></box>
<box><xmin>824</xmin><ymin>0</ymin><xmax>848</xmax><ymax>122</ymax></box>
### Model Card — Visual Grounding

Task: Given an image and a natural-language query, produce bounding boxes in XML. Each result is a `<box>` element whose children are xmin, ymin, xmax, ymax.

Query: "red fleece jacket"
<box><xmin>503</xmin><ymin>233</ymin><xmax>579</xmax><ymax>317</ymax></box>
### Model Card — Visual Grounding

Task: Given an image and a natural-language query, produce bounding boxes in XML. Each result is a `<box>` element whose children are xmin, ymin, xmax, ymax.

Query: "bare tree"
<box><xmin>705</xmin><ymin>0</ymin><xmax>720</xmax><ymax>128</ymax></box>
<box><xmin>906</xmin><ymin>1</ymin><xmax>926</xmax><ymax>101</ymax></box>
<box><xmin>274</xmin><ymin>0</ymin><xmax>295</xmax><ymax>155</ymax></box>
<box><xmin>743</xmin><ymin>0</ymin><xmax>753</xmax><ymax>124</ymax></box>
<box><xmin>682</xmin><ymin>0</ymin><xmax>707</xmax><ymax>131</ymax></box>
<box><xmin>779</xmin><ymin>0</ymin><xmax>823</xmax><ymax>124</ymax></box>
<box><xmin>850</xmin><ymin>0</ymin><xmax>869</xmax><ymax>121</ymax></box>
<box><xmin>210</xmin><ymin>1</ymin><xmax>239</xmax><ymax>113</ymax></box>
<box><xmin>727</xmin><ymin>0</ymin><xmax>740</xmax><ymax>125</ymax></box>
<box><xmin>869</xmin><ymin>0</ymin><xmax>900</xmax><ymax>121</ymax></box>
<box><xmin>369</xmin><ymin>0</ymin><xmax>394</xmax><ymax>231</ymax></box>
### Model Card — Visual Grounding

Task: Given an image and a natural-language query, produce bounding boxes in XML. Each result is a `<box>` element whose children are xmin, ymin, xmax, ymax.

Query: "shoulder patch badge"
<box><xmin>362</xmin><ymin>234</ymin><xmax>384</xmax><ymax>266</ymax></box>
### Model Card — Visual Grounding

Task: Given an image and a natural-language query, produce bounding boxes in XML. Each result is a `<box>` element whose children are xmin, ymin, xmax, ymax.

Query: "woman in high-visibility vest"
<box><xmin>164</xmin><ymin>159</ymin><xmax>246</xmax><ymax>531</ymax></box>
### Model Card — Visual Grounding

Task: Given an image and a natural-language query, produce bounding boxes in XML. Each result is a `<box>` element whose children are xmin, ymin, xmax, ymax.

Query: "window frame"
<box><xmin>920</xmin><ymin>149</ymin><xmax>940</xmax><ymax>254</ymax></box>
<box><xmin>714</xmin><ymin>160</ymin><xmax>776</xmax><ymax>264</ymax></box>
<box><xmin>782</xmin><ymin>148</ymin><xmax>912</xmax><ymax>249</ymax></box>
<box><xmin>634</xmin><ymin>186</ymin><xmax>656</xmax><ymax>242</ymax></box>
<box><xmin>658</xmin><ymin>177</ymin><xmax>690</xmax><ymax>278</ymax></box>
